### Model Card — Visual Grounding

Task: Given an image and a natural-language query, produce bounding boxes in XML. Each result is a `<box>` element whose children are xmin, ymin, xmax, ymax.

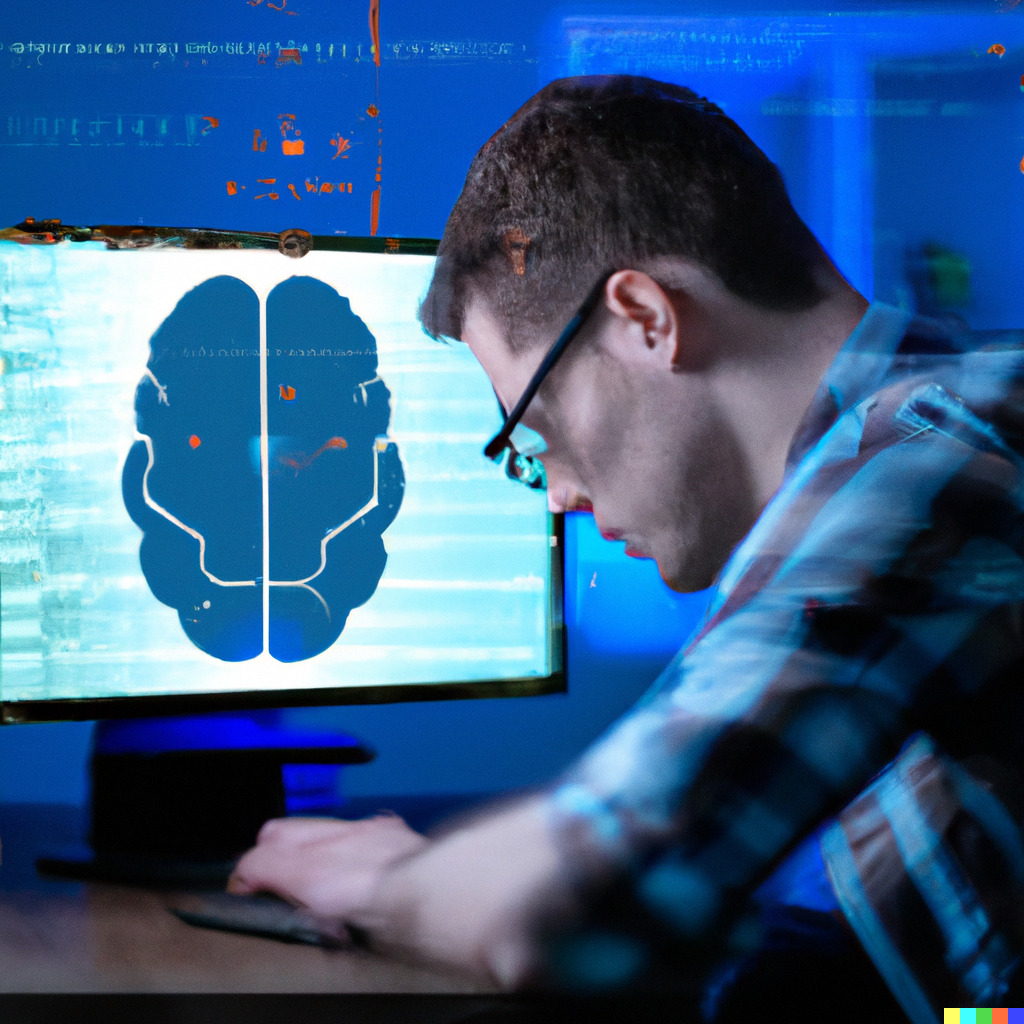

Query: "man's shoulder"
<box><xmin>895</xmin><ymin>312</ymin><xmax>1024</xmax><ymax>359</ymax></box>
<box><xmin>859</xmin><ymin>312</ymin><xmax>1024</xmax><ymax>434</ymax></box>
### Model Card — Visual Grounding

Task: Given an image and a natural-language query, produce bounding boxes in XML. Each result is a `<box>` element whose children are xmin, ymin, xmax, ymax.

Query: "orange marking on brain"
<box><xmin>278</xmin><ymin>436</ymin><xmax>349</xmax><ymax>476</ymax></box>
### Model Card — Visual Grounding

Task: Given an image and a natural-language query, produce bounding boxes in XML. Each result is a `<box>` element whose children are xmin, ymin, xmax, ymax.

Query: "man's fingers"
<box><xmin>224</xmin><ymin>871</ymin><xmax>257</xmax><ymax>895</ymax></box>
<box><xmin>255</xmin><ymin>814</ymin><xmax>404</xmax><ymax>847</ymax></box>
<box><xmin>255</xmin><ymin>816</ymin><xmax>356</xmax><ymax>845</ymax></box>
<box><xmin>226</xmin><ymin>844</ymin><xmax>282</xmax><ymax>897</ymax></box>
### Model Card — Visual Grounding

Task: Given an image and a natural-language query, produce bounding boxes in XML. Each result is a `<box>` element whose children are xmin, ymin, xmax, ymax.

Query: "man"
<box><xmin>229</xmin><ymin>76</ymin><xmax>1024</xmax><ymax>1020</ymax></box>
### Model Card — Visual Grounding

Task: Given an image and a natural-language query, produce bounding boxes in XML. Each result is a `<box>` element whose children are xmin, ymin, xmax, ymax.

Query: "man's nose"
<box><xmin>546</xmin><ymin>484</ymin><xmax>592</xmax><ymax>516</ymax></box>
<box><xmin>547</xmin><ymin>490</ymin><xmax>566</xmax><ymax>515</ymax></box>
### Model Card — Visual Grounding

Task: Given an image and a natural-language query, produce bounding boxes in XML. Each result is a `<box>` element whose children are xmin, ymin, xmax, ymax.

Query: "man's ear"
<box><xmin>602</xmin><ymin>270</ymin><xmax>694</xmax><ymax>370</ymax></box>
<box><xmin>602</xmin><ymin>268</ymin><xmax>716</xmax><ymax>372</ymax></box>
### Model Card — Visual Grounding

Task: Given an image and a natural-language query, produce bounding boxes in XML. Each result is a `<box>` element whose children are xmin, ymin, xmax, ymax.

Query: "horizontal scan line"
<box><xmin>392</xmin><ymin>432</ymin><xmax>489</xmax><ymax>444</ymax></box>
<box><xmin>378</xmin><ymin>576</ymin><xmax>545</xmax><ymax>591</ymax></box>
<box><xmin>321</xmin><ymin>646</ymin><xmax>540</xmax><ymax>663</ymax></box>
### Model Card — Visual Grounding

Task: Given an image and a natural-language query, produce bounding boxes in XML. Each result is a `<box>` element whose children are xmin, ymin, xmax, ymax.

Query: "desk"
<box><xmin>0</xmin><ymin>806</ymin><xmax>702</xmax><ymax>1024</ymax></box>
<box><xmin>0</xmin><ymin>885</ymin><xmax>493</xmax><ymax>994</ymax></box>
<box><xmin>0</xmin><ymin>803</ymin><xmax>491</xmax><ymax>994</ymax></box>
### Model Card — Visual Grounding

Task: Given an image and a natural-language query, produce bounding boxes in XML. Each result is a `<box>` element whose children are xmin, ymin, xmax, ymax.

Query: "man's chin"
<box><xmin>656</xmin><ymin>557</ymin><xmax>718</xmax><ymax>594</ymax></box>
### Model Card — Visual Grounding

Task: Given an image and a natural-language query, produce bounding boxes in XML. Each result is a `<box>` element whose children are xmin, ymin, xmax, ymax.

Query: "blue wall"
<box><xmin>3</xmin><ymin>1</ymin><xmax>1023</xmax><ymax>806</ymax></box>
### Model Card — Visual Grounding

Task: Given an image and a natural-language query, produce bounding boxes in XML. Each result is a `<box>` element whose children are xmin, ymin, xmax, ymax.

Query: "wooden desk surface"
<box><xmin>0</xmin><ymin>805</ymin><xmax>687</xmax><ymax>1024</ymax></box>
<box><xmin>0</xmin><ymin>885</ymin><xmax>493</xmax><ymax>993</ymax></box>
<box><xmin>0</xmin><ymin>803</ymin><xmax>491</xmax><ymax>994</ymax></box>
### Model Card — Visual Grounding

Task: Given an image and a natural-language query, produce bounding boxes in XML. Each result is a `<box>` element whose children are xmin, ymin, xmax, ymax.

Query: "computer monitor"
<box><xmin>0</xmin><ymin>230</ymin><xmax>564</xmax><ymax>725</ymax></box>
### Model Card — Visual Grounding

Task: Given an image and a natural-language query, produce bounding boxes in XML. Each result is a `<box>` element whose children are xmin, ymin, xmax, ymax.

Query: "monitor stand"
<box><xmin>36</xmin><ymin>712</ymin><xmax>373</xmax><ymax>888</ymax></box>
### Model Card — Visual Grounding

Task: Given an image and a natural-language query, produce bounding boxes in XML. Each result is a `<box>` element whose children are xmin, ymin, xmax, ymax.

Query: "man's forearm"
<box><xmin>349</xmin><ymin>795</ymin><xmax>576</xmax><ymax>988</ymax></box>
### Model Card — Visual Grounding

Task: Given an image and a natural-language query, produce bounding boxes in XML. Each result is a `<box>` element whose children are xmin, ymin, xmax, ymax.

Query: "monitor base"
<box><xmin>36</xmin><ymin>714</ymin><xmax>374</xmax><ymax>886</ymax></box>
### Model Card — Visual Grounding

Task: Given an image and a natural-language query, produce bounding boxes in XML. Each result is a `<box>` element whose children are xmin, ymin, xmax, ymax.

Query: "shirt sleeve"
<box><xmin>538</xmin><ymin>379</ymin><xmax>1024</xmax><ymax>984</ymax></box>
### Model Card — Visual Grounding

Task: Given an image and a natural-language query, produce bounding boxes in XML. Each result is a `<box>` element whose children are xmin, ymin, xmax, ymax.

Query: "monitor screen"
<box><xmin>0</xmin><ymin>234</ymin><xmax>563</xmax><ymax>722</ymax></box>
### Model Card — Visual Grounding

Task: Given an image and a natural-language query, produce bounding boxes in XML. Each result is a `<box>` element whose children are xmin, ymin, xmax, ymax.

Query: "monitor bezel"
<box><xmin>0</xmin><ymin>228</ymin><xmax>568</xmax><ymax>724</ymax></box>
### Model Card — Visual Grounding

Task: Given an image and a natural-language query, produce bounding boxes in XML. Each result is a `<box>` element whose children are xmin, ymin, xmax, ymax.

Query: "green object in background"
<box><xmin>923</xmin><ymin>242</ymin><xmax>972</xmax><ymax>309</ymax></box>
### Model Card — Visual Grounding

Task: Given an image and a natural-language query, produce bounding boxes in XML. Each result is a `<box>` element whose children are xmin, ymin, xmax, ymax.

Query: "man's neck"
<box><xmin>706</xmin><ymin>281</ymin><xmax>869</xmax><ymax>513</ymax></box>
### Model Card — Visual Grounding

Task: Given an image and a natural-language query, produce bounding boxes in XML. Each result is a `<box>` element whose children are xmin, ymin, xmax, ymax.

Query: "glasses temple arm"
<box><xmin>483</xmin><ymin>274</ymin><xmax>612</xmax><ymax>460</ymax></box>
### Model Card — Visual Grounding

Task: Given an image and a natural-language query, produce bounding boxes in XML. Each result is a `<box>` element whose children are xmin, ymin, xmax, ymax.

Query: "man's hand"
<box><xmin>227</xmin><ymin>813</ymin><xmax>428</xmax><ymax>920</ymax></box>
<box><xmin>225</xmin><ymin>797</ymin><xmax>574</xmax><ymax>989</ymax></box>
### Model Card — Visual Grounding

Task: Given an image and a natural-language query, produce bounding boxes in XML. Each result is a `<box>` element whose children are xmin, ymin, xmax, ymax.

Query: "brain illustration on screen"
<box><xmin>122</xmin><ymin>275</ymin><xmax>404</xmax><ymax>663</ymax></box>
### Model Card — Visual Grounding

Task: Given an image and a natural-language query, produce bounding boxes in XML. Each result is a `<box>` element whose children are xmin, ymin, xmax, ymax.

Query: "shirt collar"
<box><xmin>786</xmin><ymin>301</ymin><xmax>914</xmax><ymax>471</ymax></box>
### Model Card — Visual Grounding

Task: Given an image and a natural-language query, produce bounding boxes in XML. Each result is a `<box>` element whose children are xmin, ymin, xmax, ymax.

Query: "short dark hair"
<box><xmin>419</xmin><ymin>75</ymin><xmax>831</xmax><ymax>352</ymax></box>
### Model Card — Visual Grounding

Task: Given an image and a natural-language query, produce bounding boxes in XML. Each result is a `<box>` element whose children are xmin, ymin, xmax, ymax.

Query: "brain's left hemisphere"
<box><xmin>122</xmin><ymin>276</ymin><xmax>264</xmax><ymax>660</ymax></box>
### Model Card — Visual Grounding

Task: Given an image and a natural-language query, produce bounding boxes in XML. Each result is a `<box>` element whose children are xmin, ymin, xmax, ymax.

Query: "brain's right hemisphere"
<box><xmin>122</xmin><ymin>275</ymin><xmax>404</xmax><ymax>663</ymax></box>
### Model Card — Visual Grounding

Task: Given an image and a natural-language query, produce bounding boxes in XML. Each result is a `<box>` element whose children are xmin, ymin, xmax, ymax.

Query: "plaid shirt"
<box><xmin>542</xmin><ymin>303</ymin><xmax>1024</xmax><ymax>1020</ymax></box>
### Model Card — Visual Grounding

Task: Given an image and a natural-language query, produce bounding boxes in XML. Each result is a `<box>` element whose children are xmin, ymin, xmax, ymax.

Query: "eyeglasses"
<box><xmin>483</xmin><ymin>273</ymin><xmax>612</xmax><ymax>490</ymax></box>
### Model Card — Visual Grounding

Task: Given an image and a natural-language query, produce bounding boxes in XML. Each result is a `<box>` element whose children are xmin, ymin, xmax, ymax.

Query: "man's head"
<box><xmin>419</xmin><ymin>75</ymin><xmax>831</xmax><ymax>352</ymax></box>
<box><xmin>420</xmin><ymin>75</ymin><xmax>860</xmax><ymax>591</ymax></box>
